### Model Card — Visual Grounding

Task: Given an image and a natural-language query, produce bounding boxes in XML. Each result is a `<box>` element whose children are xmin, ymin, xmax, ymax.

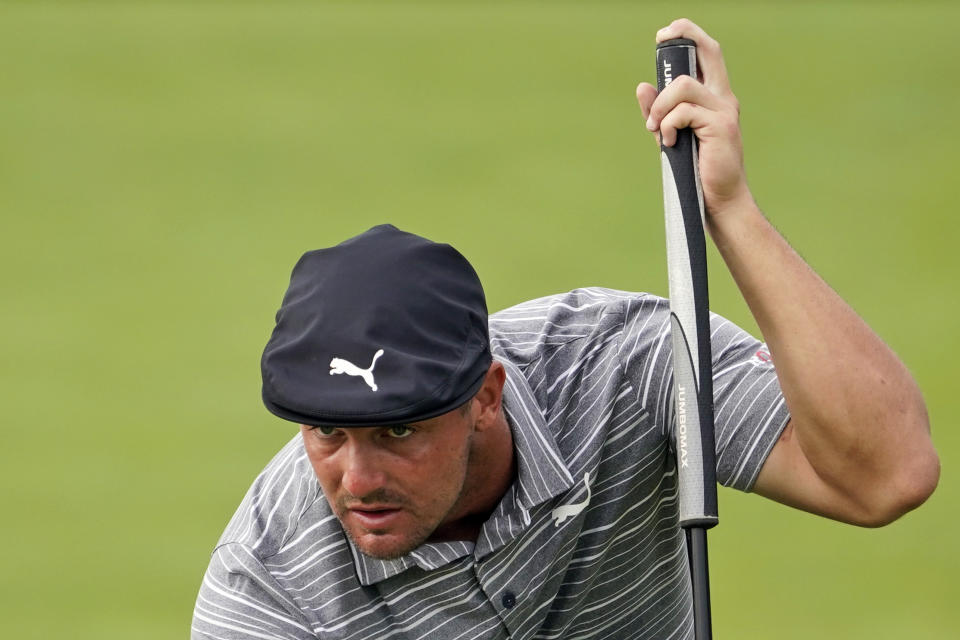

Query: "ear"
<box><xmin>472</xmin><ymin>360</ymin><xmax>506</xmax><ymax>431</ymax></box>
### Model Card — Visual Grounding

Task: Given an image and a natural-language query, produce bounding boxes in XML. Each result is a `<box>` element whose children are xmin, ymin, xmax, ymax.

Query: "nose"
<box><xmin>339</xmin><ymin>439</ymin><xmax>388</xmax><ymax>500</ymax></box>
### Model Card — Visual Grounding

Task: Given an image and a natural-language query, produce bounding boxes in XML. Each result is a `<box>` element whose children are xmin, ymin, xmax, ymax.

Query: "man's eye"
<box><xmin>386</xmin><ymin>425</ymin><xmax>414</xmax><ymax>439</ymax></box>
<box><xmin>314</xmin><ymin>426</ymin><xmax>338</xmax><ymax>436</ymax></box>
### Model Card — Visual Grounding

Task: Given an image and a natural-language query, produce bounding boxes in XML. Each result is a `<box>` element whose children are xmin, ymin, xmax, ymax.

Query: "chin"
<box><xmin>350</xmin><ymin>531</ymin><xmax>422</xmax><ymax>561</ymax></box>
<box><xmin>356</xmin><ymin>541</ymin><xmax>417</xmax><ymax>561</ymax></box>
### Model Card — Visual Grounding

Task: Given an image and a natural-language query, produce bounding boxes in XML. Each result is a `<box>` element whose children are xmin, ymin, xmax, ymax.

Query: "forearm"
<box><xmin>709</xmin><ymin>195</ymin><xmax>938</xmax><ymax>520</ymax></box>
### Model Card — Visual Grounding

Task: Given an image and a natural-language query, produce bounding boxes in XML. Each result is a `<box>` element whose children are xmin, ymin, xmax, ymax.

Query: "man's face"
<box><xmin>300</xmin><ymin>409</ymin><xmax>477</xmax><ymax>560</ymax></box>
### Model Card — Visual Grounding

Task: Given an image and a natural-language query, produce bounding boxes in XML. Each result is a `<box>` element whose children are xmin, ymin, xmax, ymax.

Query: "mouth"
<box><xmin>347</xmin><ymin>506</ymin><xmax>404</xmax><ymax>530</ymax></box>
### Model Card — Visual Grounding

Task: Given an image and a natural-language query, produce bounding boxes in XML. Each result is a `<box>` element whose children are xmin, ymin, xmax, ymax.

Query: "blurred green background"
<box><xmin>1</xmin><ymin>1</ymin><xmax>956</xmax><ymax>638</ymax></box>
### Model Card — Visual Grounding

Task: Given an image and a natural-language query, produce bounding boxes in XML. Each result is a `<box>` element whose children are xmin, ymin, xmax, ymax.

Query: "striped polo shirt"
<box><xmin>193</xmin><ymin>288</ymin><xmax>789</xmax><ymax>639</ymax></box>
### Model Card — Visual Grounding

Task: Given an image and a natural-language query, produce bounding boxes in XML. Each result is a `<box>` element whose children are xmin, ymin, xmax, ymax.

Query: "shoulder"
<box><xmin>215</xmin><ymin>435</ymin><xmax>331</xmax><ymax>559</ymax></box>
<box><xmin>491</xmin><ymin>287</ymin><xmax>661</xmax><ymax>323</ymax></box>
<box><xmin>489</xmin><ymin>288</ymin><xmax>666</xmax><ymax>363</ymax></box>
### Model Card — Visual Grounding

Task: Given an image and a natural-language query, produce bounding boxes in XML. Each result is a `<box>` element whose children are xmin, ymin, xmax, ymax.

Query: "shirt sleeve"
<box><xmin>706</xmin><ymin>313</ymin><xmax>790</xmax><ymax>491</ymax></box>
<box><xmin>618</xmin><ymin>292</ymin><xmax>790</xmax><ymax>492</ymax></box>
<box><xmin>192</xmin><ymin>542</ymin><xmax>317</xmax><ymax>640</ymax></box>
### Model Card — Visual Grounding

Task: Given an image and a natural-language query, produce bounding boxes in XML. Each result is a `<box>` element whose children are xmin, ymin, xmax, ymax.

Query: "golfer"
<box><xmin>192</xmin><ymin>20</ymin><xmax>938</xmax><ymax>640</ymax></box>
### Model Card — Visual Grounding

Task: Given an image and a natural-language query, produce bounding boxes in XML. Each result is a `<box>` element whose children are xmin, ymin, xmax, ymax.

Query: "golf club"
<box><xmin>656</xmin><ymin>37</ymin><xmax>718</xmax><ymax>640</ymax></box>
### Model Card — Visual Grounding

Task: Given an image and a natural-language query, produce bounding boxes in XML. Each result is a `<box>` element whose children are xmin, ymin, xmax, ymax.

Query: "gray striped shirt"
<box><xmin>193</xmin><ymin>288</ymin><xmax>789</xmax><ymax>639</ymax></box>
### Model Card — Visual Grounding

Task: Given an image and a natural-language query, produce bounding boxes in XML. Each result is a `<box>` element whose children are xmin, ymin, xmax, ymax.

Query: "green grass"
<box><xmin>1</xmin><ymin>2</ymin><xmax>957</xmax><ymax>638</ymax></box>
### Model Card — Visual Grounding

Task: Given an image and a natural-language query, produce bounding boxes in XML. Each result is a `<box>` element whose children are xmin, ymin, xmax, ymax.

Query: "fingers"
<box><xmin>655</xmin><ymin>17</ymin><xmax>714</xmax><ymax>46</ymax></box>
<box><xmin>635</xmin><ymin>83</ymin><xmax>662</xmax><ymax>148</ymax></box>
<box><xmin>637</xmin><ymin>20</ymin><xmax>738</xmax><ymax>151</ymax></box>
<box><xmin>655</xmin><ymin>102</ymin><xmax>704</xmax><ymax>148</ymax></box>
<box><xmin>644</xmin><ymin>75</ymin><xmax>727</xmax><ymax>131</ymax></box>
<box><xmin>636</xmin><ymin>82</ymin><xmax>657</xmax><ymax>121</ymax></box>
<box><xmin>656</xmin><ymin>18</ymin><xmax>733</xmax><ymax>99</ymax></box>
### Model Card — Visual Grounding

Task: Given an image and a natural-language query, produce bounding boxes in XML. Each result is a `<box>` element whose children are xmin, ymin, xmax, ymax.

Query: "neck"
<box><xmin>429</xmin><ymin>411</ymin><xmax>515</xmax><ymax>543</ymax></box>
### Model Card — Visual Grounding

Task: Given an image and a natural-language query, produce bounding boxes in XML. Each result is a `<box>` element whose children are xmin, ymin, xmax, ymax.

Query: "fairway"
<box><xmin>1</xmin><ymin>2</ymin><xmax>957</xmax><ymax>638</ymax></box>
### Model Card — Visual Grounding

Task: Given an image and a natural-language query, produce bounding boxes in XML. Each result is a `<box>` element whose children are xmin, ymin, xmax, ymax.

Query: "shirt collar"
<box><xmin>498</xmin><ymin>358</ymin><xmax>575</xmax><ymax>509</ymax></box>
<box><xmin>349</xmin><ymin>358</ymin><xmax>574</xmax><ymax>585</ymax></box>
<box><xmin>349</xmin><ymin>538</ymin><xmax>475</xmax><ymax>586</ymax></box>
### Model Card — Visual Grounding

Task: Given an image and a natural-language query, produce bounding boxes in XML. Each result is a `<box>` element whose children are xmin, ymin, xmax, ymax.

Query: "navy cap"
<box><xmin>261</xmin><ymin>224</ymin><xmax>492</xmax><ymax>427</ymax></box>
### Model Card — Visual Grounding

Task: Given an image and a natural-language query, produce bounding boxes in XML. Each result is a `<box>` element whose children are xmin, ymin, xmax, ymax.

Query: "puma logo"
<box><xmin>551</xmin><ymin>472</ymin><xmax>592</xmax><ymax>527</ymax></box>
<box><xmin>329</xmin><ymin>349</ymin><xmax>385</xmax><ymax>392</ymax></box>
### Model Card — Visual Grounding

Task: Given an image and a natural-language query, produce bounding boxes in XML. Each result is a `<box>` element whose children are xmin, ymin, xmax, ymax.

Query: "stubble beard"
<box><xmin>342</xmin><ymin>513</ymin><xmax>438</xmax><ymax>561</ymax></box>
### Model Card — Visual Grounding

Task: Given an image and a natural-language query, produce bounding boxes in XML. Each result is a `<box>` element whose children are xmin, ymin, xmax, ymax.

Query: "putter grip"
<box><xmin>656</xmin><ymin>38</ymin><xmax>718</xmax><ymax>528</ymax></box>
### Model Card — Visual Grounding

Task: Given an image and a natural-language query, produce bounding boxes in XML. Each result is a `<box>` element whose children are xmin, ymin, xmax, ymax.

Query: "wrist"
<box><xmin>705</xmin><ymin>187</ymin><xmax>762</xmax><ymax>245</ymax></box>
<box><xmin>706</xmin><ymin>180</ymin><xmax>754</xmax><ymax>217</ymax></box>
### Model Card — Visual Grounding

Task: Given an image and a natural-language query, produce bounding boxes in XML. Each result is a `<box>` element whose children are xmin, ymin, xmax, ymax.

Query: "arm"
<box><xmin>637</xmin><ymin>19</ymin><xmax>939</xmax><ymax>526</ymax></box>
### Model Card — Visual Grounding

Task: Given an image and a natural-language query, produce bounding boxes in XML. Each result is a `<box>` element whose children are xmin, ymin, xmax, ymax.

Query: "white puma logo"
<box><xmin>551</xmin><ymin>472</ymin><xmax>592</xmax><ymax>527</ymax></box>
<box><xmin>329</xmin><ymin>349</ymin><xmax>385</xmax><ymax>392</ymax></box>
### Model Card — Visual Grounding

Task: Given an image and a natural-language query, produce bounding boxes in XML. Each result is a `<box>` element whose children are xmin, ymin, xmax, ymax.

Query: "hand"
<box><xmin>636</xmin><ymin>19</ymin><xmax>752</xmax><ymax>219</ymax></box>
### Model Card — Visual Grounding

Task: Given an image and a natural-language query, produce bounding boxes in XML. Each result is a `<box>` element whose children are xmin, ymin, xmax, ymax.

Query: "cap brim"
<box><xmin>262</xmin><ymin>356</ymin><xmax>490</xmax><ymax>428</ymax></box>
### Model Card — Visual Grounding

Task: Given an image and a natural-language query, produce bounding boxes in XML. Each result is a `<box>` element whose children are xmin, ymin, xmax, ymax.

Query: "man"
<box><xmin>192</xmin><ymin>20</ymin><xmax>939</xmax><ymax>640</ymax></box>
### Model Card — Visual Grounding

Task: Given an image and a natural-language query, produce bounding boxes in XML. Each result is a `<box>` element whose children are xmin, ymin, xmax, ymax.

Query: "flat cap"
<box><xmin>261</xmin><ymin>224</ymin><xmax>491</xmax><ymax>427</ymax></box>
